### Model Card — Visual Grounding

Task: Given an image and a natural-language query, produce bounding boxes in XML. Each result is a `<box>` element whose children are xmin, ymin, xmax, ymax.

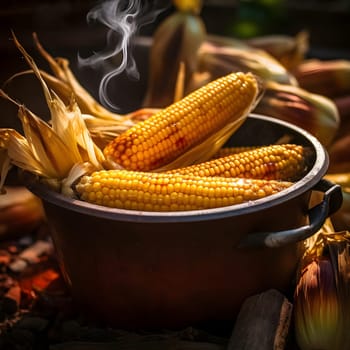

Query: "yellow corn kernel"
<box><xmin>103</xmin><ymin>72</ymin><xmax>259</xmax><ymax>171</ymax></box>
<box><xmin>212</xmin><ymin>146</ymin><xmax>258</xmax><ymax>158</ymax></box>
<box><xmin>75</xmin><ymin>169</ymin><xmax>292</xmax><ymax>211</ymax></box>
<box><xmin>167</xmin><ymin>144</ymin><xmax>308</xmax><ymax>181</ymax></box>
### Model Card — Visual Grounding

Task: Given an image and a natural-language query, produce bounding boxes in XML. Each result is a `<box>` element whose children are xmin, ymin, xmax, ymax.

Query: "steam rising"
<box><xmin>78</xmin><ymin>0</ymin><xmax>167</xmax><ymax>111</ymax></box>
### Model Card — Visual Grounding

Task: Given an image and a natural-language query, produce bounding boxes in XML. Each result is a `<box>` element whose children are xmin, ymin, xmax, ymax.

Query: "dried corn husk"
<box><xmin>0</xmin><ymin>33</ymin><xmax>105</xmax><ymax>193</ymax></box>
<box><xmin>293</xmin><ymin>59</ymin><xmax>350</xmax><ymax>98</ymax></box>
<box><xmin>4</xmin><ymin>34</ymin><xmax>157</xmax><ymax>148</ymax></box>
<box><xmin>246</xmin><ymin>31</ymin><xmax>309</xmax><ymax>70</ymax></box>
<box><xmin>294</xmin><ymin>221</ymin><xmax>350</xmax><ymax>350</ymax></box>
<box><xmin>142</xmin><ymin>6</ymin><xmax>206</xmax><ymax>107</ymax></box>
<box><xmin>197</xmin><ymin>41</ymin><xmax>298</xmax><ymax>86</ymax></box>
<box><xmin>294</xmin><ymin>257</ymin><xmax>340</xmax><ymax>350</ymax></box>
<box><xmin>254</xmin><ymin>81</ymin><xmax>340</xmax><ymax>147</ymax></box>
<box><xmin>32</xmin><ymin>34</ymin><xmax>157</xmax><ymax>140</ymax></box>
<box><xmin>31</xmin><ymin>32</ymin><xmax>126</xmax><ymax>121</ymax></box>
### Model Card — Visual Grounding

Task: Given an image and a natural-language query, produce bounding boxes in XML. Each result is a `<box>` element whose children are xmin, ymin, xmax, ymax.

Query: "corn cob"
<box><xmin>212</xmin><ymin>146</ymin><xmax>258</xmax><ymax>158</ymax></box>
<box><xmin>103</xmin><ymin>72</ymin><xmax>260</xmax><ymax>171</ymax></box>
<box><xmin>75</xmin><ymin>170</ymin><xmax>292</xmax><ymax>211</ymax></box>
<box><xmin>167</xmin><ymin>144</ymin><xmax>307</xmax><ymax>181</ymax></box>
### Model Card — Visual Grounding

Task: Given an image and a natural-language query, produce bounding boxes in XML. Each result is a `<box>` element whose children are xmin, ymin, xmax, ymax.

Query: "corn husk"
<box><xmin>5</xmin><ymin>33</ymin><xmax>158</xmax><ymax>149</ymax></box>
<box><xmin>293</xmin><ymin>59</ymin><xmax>350</xmax><ymax>98</ymax></box>
<box><xmin>0</xmin><ymin>33</ymin><xmax>105</xmax><ymax>193</ymax></box>
<box><xmin>254</xmin><ymin>81</ymin><xmax>340</xmax><ymax>147</ymax></box>
<box><xmin>33</xmin><ymin>34</ymin><xmax>154</xmax><ymax>138</ymax></box>
<box><xmin>142</xmin><ymin>8</ymin><xmax>206</xmax><ymax>107</ymax></box>
<box><xmin>197</xmin><ymin>41</ymin><xmax>298</xmax><ymax>86</ymax></box>
<box><xmin>294</xmin><ymin>221</ymin><xmax>350</xmax><ymax>350</ymax></box>
<box><xmin>246</xmin><ymin>31</ymin><xmax>309</xmax><ymax>70</ymax></box>
<box><xmin>294</xmin><ymin>257</ymin><xmax>340</xmax><ymax>350</ymax></box>
<box><xmin>32</xmin><ymin>32</ymin><xmax>126</xmax><ymax>121</ymax></box>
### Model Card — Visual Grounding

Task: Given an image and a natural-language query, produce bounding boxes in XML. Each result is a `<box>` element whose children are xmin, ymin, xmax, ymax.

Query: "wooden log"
<box><xmin>227</xmin><ymin>289</ymin><xmax>293</xmax><ymax>350</ymax></box>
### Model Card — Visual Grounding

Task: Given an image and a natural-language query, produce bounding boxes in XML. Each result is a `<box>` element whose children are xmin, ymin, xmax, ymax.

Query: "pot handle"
<box><xmin>238</xmin><ymin>178</ymin><xmax>343</xmax><ymax>248</ymax></box>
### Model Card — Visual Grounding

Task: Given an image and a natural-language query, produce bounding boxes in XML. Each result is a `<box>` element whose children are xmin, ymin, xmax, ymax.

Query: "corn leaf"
<box><xmin>18</xmin><ymin>106</ymin><xmax>75</xmax><ymax>178</ymax></box>
<box><xmin>0</xmin><ymin>129</ymin><xmax>46</xmax><ymax>177</ymax></box>
<box><xmin>32</xmin><ymin>33</ymin><xmax>127</xmax><ymax>121</ymax></box>
<box><xmin>198</xmin><ymin>42</ymin><xmax>298</xmax><ymax>85</ymax></box>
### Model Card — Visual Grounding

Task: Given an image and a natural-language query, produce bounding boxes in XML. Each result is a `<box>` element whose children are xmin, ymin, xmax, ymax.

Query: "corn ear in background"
<box><xmin>294</xmin><ymin>257</ymin><xmax>342</xmax><ymax>350</ymax></box>
<box><xmin>294</xmin><ymin>226</ymin><xmax>350</xmax><ymax>350</ymax></box>
<box><xmin>293</xmin><ymin>59</ymin><xmax>350</xmax><ymax>98</ymax></box>
<box><xmin>246</xmin><ymin>31</ymin><xmax>309</xmax><ymax>71</ymax></box>
<box><xmin>197</xmin><ymin>41</ymin><xmax>298</xmax><ymax>86</ymax></box>
<box><xmin>205</xmin><ymin>34</ymin><xmax>251</xmax><ymax>50</ymax></box>
<box><xmin>254</xmin><ymin>81</ymin><xmax>340</xmax><ymax>147</ymax></box>
<box><xmin>142</xmin><ymin>7</ymin><xmax>206</xmax><ymax>107</ymax></box>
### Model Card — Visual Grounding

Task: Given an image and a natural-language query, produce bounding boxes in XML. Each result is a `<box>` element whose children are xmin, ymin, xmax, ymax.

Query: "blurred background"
<box><xmin>1</xmin><ymin>0</ymin><xmax>350</xmax><ymax>129</ymax></box>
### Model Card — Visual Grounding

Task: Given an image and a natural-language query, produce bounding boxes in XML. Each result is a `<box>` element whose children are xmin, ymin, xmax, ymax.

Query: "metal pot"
<box><xmin>24</xmin><ymin>114</ymin><xmax>342</xmax><ymax>329</ymax></box>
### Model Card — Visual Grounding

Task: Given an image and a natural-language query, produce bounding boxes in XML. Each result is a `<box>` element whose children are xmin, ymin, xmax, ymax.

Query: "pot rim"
<box><xmin>25</xmin><ymin>114</ymin><xmax>328</xmax><ymax>223</ymax></box>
